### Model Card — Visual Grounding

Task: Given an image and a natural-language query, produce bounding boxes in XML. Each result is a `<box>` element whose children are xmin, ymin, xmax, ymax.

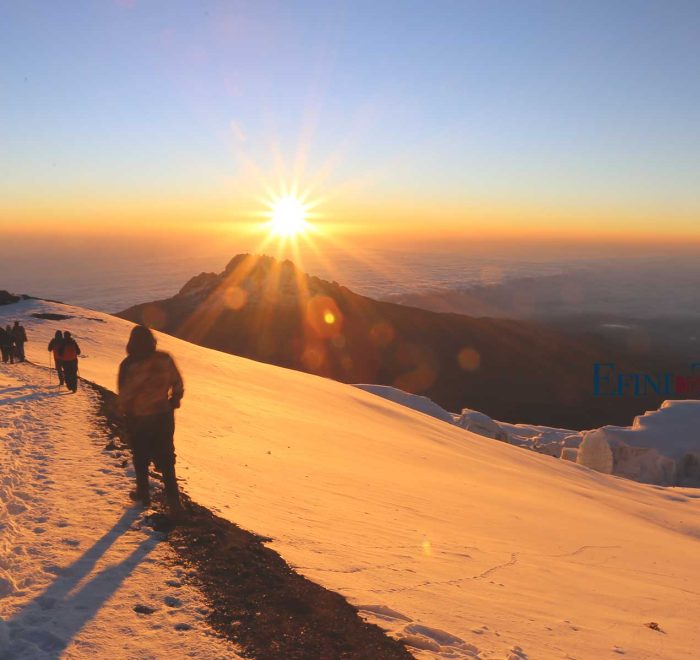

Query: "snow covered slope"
<box><xmin>356</xmin><ymin>386</ymin><xmax>699</xmax><ymax>485</ymax></box>
<box><xmin>354</xmin><ymin>384</ymin><xmax>457</xmax><ymax>424</ymax></box>
<box><xmin>0</xmin><ymin>362</ymin><xmax>241</xmax><ymax>658</ymax></box>
<box><xmin>4</xmin><ymin>298</ymin><xmax>700</xmax><ymax>659</ymax></box>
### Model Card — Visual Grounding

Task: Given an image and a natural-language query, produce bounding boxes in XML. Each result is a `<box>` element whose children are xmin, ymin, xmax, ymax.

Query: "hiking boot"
<box><xmin>129</xmin><ymin>490</ymin><xmax>151</xmax><ymax>508</ymax></box>
<box><xmin>166</xmin><ymin>496</ymin><xmax>186</xmax><ymax>523</ymax></box>
<box><xmin>167</xmin><ymin>506</ymin><xmax>186</xmax><ymax>524</ymax></box>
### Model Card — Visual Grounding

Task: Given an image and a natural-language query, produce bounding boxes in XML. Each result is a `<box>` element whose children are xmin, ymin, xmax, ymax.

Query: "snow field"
<box><xmin>3</xmin><ymin>299</ymin><xmax>700</xmax><ymax>659</ymax></box>
<box><xmin>0</xmin><ymin>363</ymin><xmax>241</xmax><ymax>659</ymax></box>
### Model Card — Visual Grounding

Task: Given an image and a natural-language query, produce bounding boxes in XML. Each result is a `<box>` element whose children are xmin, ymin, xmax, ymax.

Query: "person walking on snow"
<box><xmin>11</xmin><ymin>321</ymin><xmax>27</xmax><ymax>362</ymax></box>
<box><xmin>0</xmin><ymin>325</ymin><xmax>13</xmax><ymax>364</ymax></box>
<box><xmin>60</xmin><ymin>331</ymin><xmax>81</xmax><ymax>392</ymax></box>
<box><xmin>118</xmin><ymin>325</ymin><xmax>184</xmax><ymax>518</ymax></box>
<box><xmin>48</xmin><ymin>330</ymin><xmax>65</xmax><ymax>385</ymax></box>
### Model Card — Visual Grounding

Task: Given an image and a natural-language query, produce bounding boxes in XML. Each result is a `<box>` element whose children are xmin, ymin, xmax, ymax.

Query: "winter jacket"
<box><xmin>12</xmin><ymin>325</ymin><xmax>27</xmax><ymax>343</ymax></box>
<box><xmin>48</xmin><ymin>337</ymin><xmax>64</xmax><ymax>361</ymax></box>
<box><xmin>118</xmin><ymin>350</ymin><xmax>184</xmax><ymax>417</ymax></box>
<box><xmin>60</xmin><ymin>338</ymin><xmax>81</xmax><ymax>361</ymax></box>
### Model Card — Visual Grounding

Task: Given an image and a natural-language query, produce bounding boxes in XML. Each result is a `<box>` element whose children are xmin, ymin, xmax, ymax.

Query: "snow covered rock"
<box><xmin>562</xmin><ymin>434</ymin><xmax>583</xmax><ymax>448</ymax></box>
<box><xmin>577</xmin><ymin>431</ymin><xmax>614</xmax><ymax>474</ymax></box>
<box><xmin>681</xmin><ymin>453</ymin><xmax>700</xmax><ymax>484</ymax></box>
<box><xmin>584</xmin><ymin>401</ymin><xmax>700</xmax><ymax>485</ymax></box>
<box><xmin>455</xmin><ymin>408</ymin><xmax>510</xmax><ymax>442</ymax></box>
<box><xmin>612</xmin><ymin>443</ymin><xmax>677</xmax><ymax>485</ymax></box>
<box><xmin>533</xmin><ymin>440</ymin><xmax>563</xmax><ymax>457</ymax></box>
<box><xmin>499</xmin><ymin>422</ymin><xmax>577</xmax><ymax>449</ymax></box>
<box><xmin>561</xmin><ymin>447</ymin><xmax>579</xmax><ymax>462</ymax></box>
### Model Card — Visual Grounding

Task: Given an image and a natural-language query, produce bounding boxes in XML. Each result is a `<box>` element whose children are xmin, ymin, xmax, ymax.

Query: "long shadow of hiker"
<box><xmin>0</xmin><ymin>388</ymin><xmax>68</xmax><ymax>406</ymax></box>
<box><xmin>0</xmin><ymin>386</ymin><xmax>34</xmax><ymax>395</ymax></box>
<box><xmin>2</xmin><ymin>507</ymin><xmax>160</xmax><ymax>658</ymax></box>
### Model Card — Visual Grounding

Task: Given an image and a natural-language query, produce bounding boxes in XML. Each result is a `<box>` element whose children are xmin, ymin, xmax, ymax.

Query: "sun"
<box><xmin>269</xmin><ymin>196</ymin><xmax>309</xmax><ymax>237</ymax></box>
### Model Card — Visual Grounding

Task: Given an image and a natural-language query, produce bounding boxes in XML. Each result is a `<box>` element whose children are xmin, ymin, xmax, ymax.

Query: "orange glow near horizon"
<box><xmin>5</xmin><ymin>189</ymin><xmax>700</xmax><ymax>247</ymax></box>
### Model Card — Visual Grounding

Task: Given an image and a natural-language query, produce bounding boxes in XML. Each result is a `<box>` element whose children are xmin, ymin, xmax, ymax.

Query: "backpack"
<box><xmin>61</xmin><ymin>339</ymin><xmax>78</xmax><ymax>361</ymax></box>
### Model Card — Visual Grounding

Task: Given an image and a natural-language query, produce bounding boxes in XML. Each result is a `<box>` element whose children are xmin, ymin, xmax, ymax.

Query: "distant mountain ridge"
<box><xmin>118</xmin><ymin>254</ymin><xmax>686</xmax><ymax>429</ymax></box>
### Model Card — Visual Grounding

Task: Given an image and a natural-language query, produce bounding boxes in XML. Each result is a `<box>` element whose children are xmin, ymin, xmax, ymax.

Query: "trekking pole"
<box><xmin>49</xmin><ymin>353</ymin><xmax>53</xmax><ymax>385</ymax></box>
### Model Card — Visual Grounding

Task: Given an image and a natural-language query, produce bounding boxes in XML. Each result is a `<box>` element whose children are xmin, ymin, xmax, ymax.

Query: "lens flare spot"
<box><xmin>421</xmin><ymin>539</ymin><xmax>432</xmax><ymax>556</ymax></box>
<box><xmin>457</xmin><ymin>347</ymin><xmax>481</xmax><ymax>372</ymax></box>
<box><xmin>223</xmin><ymin>286</ymin><xmax>248</xmax><ymax>310</ymax></box>
<box><xmin>306</xmin><ymin>296</ymin><xmax>343</xmax><ymax>338</ymax></box>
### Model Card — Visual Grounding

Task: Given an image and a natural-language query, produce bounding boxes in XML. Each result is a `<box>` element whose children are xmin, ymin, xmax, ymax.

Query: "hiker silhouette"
<box><xmin>60</xmin><ymin>331</ymin><xmax>81</xmax><ymax>393</ymax></box>
<box><xmin>0</xmin><ymin>325</ymin><xmax>13</xmax><ymax>364</ymax></box>
<box><xmin>48</xmin><ymin>330</ymin><xmax>66</xmax><ymax>386</ymax></box>
<box><xmin>118</xmin><ymin>325</ymin><xmax>184</xmax><ymax>519</ymax></box>
<box><xmin>12</xmin><ymin>320</ymin><xmax>28</xmax><ymax>362</ymax></box>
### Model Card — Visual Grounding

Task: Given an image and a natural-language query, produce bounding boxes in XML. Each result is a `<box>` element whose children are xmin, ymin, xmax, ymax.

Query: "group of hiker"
<box><xmin>4</xmin><ymin>318</ymin><xmax>185</xmax><ymax>519</ymax></box>
<box><xmin>0</xmin><ymin>321</ymin><xmax>28</xmax><ymax>363</ymax></box>
<box><xmin>48</xmin><ymin>330</ymin><xmax>82</xmax><ymax>393</ymax></box>
<box><xmin>0</xmin><ymin>322</ymin><xmax>79</xmax><ymax>393</ymax></box>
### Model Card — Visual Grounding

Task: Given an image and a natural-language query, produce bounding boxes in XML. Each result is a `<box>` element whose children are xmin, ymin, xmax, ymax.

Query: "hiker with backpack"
<box><xmin>118</xmin><ymin>325</ymin><xmax>185</xmax><ymax>519</ymax></box>
<box><xmin>48</xmin><ymin>330</ymin><xmax>66</xmax><ymax>385</ymax></box>
<box><xmin>60</xmin><ymin>331</ymin><xmax>81</xmax><ymax>392</ymax></box>
<box><xmin>0</xmin><ymin>326</ymin><xmax>13</xmax><ymax>364</ymax></box>
<box><xmin>11</xmin><ymin>321</ymin><xmax>28</xmax><ymax>362</ymax></box>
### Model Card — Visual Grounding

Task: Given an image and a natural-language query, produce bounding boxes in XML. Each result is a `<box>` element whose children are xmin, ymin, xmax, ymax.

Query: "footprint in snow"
<box><xmin>133</xmin><ymin>604</ymin><xmax>157</xmax><ymax>615</ymax></box>
<box><xmin>164</xmin><ymin>595</ymin><xmax>182</xmax><ymax>608</ymax></box>
<box><xmin>7</xmin><ymin>502</ymin><xmax>27</xmax><ymax>515</ymax></box>
<box><xmin>358</xmin><ymin>604</ymin><xmax>412</xmax><ymax>623</ymax></box>
<box><xmin>401</xmin><ymin>623</ymin><xmax>480</xmax><ymax>656</ymax></box>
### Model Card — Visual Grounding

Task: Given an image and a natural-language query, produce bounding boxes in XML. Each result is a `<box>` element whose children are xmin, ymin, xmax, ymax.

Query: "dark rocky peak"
<box><xmin>177</xmin><ymin>254</ymin><xmax>347</xmax><ymax>308</ymax></box>
<box><xmin>179</xmin><ymin>272</ymin><xmax>219</xmax><ymax>296</ymax></box>
<box><xmin>0</xmin><ymin>291</ymin><xmax>21</xmax><ymax>306</ymax></box>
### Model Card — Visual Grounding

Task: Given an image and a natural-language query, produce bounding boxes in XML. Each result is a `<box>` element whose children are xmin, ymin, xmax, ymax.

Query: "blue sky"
<box><xmin>2</xmin><ymin>0</ymin><xmax>699</xmax><ymax>235</ymax></box>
